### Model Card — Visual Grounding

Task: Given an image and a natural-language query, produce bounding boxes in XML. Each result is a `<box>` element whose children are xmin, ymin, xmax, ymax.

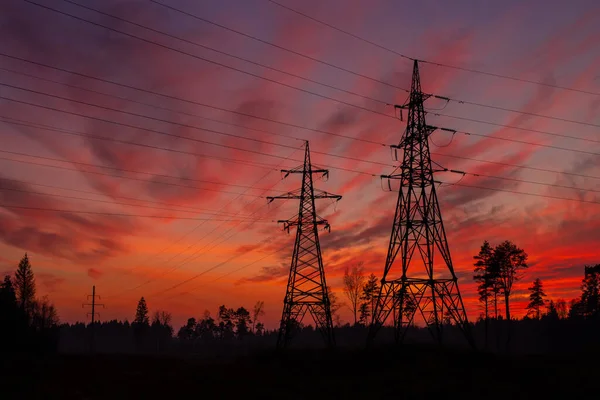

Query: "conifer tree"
<box><xmin>526</xmin><ymin>278</ymin><xmax>546</xmax><ymax>319</ymax></box>
<box><xmin>14</xmin><ymin>253</ymin><xmax>36</xmax><ymax>317</ymax></box>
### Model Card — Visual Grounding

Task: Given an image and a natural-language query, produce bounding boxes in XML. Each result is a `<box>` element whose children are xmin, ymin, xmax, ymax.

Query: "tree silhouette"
<box><xmin>555</xmin><ymin>298</ymin><xmax>568</xmax><ymax>319</ymax></box>
<box><xmin>473</xmin><ymin>240</ymin><xmax>495</xmax><ymax>349</ymax></box>
<box><xmin>493</xmin><ymin>241</ymin><xmax>528</xmax><ymax>322</ymax></box>
<box><xmin>196</xmin><ymin>311</ymin><xmax>216</xmax><ymax>340</ymax></box>
<box><xmin>133</xmin><ymin>297</ymin><xmax>149</xmax><ymax>350</ymax></box>
<box><xmin>328</xmin><ymin>286</ymin><xmax>342</xmax><ymax>327</ymax></box>
<box><xmin>233</xmin><ymin>307</ymin><xmax>252</xmax><ymax>338</ymax></box>
<box><xmin>493</xmin><ymin>240</ymin><xmax>528</xmax><ymax>350</ymax></box>
<box><xmin>526</xmin><ymin>278</ymin><xmax>546</xmax><ymax>319</ymax></box>
<box><xmin>580</xmin><ymin>265</ymin><xmax>600</xmax><ymax>318</ymax></box>
<box><xmin>0</xmin><ymin>275</ymin><xmax>16</xmax><ymax>307</ymax></box>
<box><xmin>177</xmin><ymin>317</ymin><xmax>197</xmax><ymax>341</ymax></box>
<box><xmin>252</xmin><ymin>301</ymin><xmax>265</xmax><ymax>334</ymax></box>
<box><xmin>359</xmin><ymin>273</ymin><xmax>379</xmax><ymax>326</ymax></box>
<box><xmin>217</xmin><ymin>305</ymin><xmax>235</xmax><ymax>339</ymax></box>
<box><xmin>342</xmin><ymin>262</ymin><xmax>366</xmax><ymax>326</ymax></box>
<box><xmin>14</xmin><ymin>253</ymin><xmax>36</xmax><ymax>317</ymax></box>
<box><xmin>473</xmin><ymin>241</ymin><xmax>494</xmax><ymax>320</ymax></box>
<box><xmin>134</xmin><ymin>297</ymin><xmax>149</xmax><ymax>325</ymax></box>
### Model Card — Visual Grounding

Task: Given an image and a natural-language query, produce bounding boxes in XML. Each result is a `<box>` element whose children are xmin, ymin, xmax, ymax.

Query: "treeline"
<box><xmin>0</xmin><ymin>254</ymin><xmax>60</xmax><ymax>354</ymax></box>
<box><xmin>59</xmin><ymin>298</ymin><xmax>274</xmax><ymax>354</ymax></box>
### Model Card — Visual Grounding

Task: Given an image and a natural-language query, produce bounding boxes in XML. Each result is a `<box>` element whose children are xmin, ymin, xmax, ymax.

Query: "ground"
<box><xmin>2</xmin><ymin>344</ymin><xmax>596</xmax><ymax>398</ymax></box>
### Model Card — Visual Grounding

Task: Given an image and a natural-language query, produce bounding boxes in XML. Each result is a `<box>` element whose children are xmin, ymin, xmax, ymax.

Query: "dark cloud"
<box><xmin>237</xmin><ymin>261</ymin><xmax>288</xmax><ymax>284</ymax></box>
<box><xmin>319</xmin><ymin>214</ymin><xmax>391</xmax><ymax>252</ymax></box>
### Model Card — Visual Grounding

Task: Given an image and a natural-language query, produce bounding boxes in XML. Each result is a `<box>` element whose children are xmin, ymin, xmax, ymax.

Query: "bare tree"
<box><xmin>252</xmin><ymin>301</ymin><xmax>265</xmax><ymax>333</ymax></box>
<box><xmin>342</xmin><ymin>262</ymin><xmax>366</xmax><ymax>326</ymax></box>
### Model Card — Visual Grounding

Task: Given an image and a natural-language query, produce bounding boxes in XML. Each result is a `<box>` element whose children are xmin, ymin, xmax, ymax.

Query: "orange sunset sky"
<box><xmin>1</xmin><ymin>0</ymin><xmax>600</xmax><ymax>329</ymax></box>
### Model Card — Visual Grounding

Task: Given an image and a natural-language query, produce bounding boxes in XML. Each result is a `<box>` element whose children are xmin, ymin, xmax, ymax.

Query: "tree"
<box><xmin>14</xmin><ymin>253</ymin><xmax>36</xmax><ymax>317</ymax></box>
<box><xmin>555</xmin><ymin>298</ymin><xmax>568</xmax><ymax>319</ymax></box>
<box><xmin>0</xmin><ymin>275</ymin><xmax>17</xmax><ymax>307</ymax></box>
<box><xmin>233</xmin><ymin>307</ymin><xmax>252</xmax><ymax>338</ymax></box>
<box><xmin>545</xmin><ymin>300</ymin><xmax>558</xmax><ymax>320</ymax></box>
<box><xmin>31</xmin><ymin>296</ymin><xmax>59</xmax><ymax>330</ymax></box>
<box><xmin>134</xmin><ymin>297</ymin><xmax>149</xmax><ymax>325</ymax></box>
<box><xmin>151</xmin><ymin>310</ymin><xmax>173</xmax><ymax>351</ymax></box>
<box><xmin>473</xmin><ymin>241</ymin><xmax>494</xmax><ymax>320</ymax></box>
<box><xmin>217</xmin><ymin>305</ymin><xmax>235</xmax><ymax>339</ymax></box>
<box><xmin>526</xmin><ymin>278</ymin><xmax>546</xmax><ymax>319</ymax></box>
<box><xmin>493</xmin><ymin>240</ymin><xmax>528</xmax><ymax>322</ymax></box>
<box><xmin>359</xmin><ymin>273</ymin><xmax>379</xmax><ymax>326</ymax></box>
<box><xmin>328</xmin><ymin>286</ymin><xmax>342</xmax><ymax>327</ymax></box>
<box><xmin>252</xmin><ymin>301</ymin><xmax>265</xmax><ymax>334</ymax></box>
<box><xmin>196</xmin><ymin>311</ymin><xmax>216</xmax><ymax>340</ymax></box>
<box><xmin>569</xmin><ymin>298</ymin><xmax>584</xmax><ymax>319</ymax></box>
<box><xmin>492</xmin><ymin>240</ymin><xmax>527</xmax><ymax>351</ymax></box>
<box><xmin>580</xmin><ymin>265</ymin><xmax>600</xmax><ymax>318</ymax></box>
<box><xmin>342</xmin><ymin>262</ymin><xmax>366</xmax><ymax>326</ymax></box>
<box><xmin>177</xmin><ymin>317</ymin><xmax>197</xmax><ymax>341</ymax></box>
<box><xmin>133</xmin><ymin>297</ymin><xmax>149</xmax><ymax>350</ymax></box>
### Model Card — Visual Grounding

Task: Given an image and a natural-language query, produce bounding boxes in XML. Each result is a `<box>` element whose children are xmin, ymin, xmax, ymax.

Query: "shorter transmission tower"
<box><xmin>267</xmin><ymin>141</ymin><xmax>341</xmax><ymax>349</ymax></box>
<box><xmin>82</xmin><ymin>285</ymin><xmax>104</xmax><ymax>353</ymax></box>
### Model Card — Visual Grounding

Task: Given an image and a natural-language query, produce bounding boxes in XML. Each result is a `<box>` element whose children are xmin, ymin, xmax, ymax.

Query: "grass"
<box><xmin>2</xmin><ymin>344</ymin><xmax>597</xmax><ymax>398</ymax></box>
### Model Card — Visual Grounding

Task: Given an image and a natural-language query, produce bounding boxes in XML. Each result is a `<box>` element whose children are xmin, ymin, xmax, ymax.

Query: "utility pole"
<box><xmin>82</xmin><ymin>285</ymin><xmax>104</xmax><ymax>353</ymax></box>
<box><xmin>267</xmin><ymin>141</ymin><xmax>342</xmax><ymax>349</ymax></box>
<box><xmin>368</xmin><ymin>60</ymin><xmax>473</xmax><ymax>347</ymax></box>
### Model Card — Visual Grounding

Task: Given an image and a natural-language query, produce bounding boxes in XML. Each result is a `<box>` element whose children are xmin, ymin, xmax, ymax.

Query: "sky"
<box><xmin>1</xmin><ymin>0</ymin><xmax>600</xmax><ymax>329</ymax></box>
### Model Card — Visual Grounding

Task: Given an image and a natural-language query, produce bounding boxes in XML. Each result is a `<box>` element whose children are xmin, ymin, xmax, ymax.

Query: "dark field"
<box><xmin>3</xmin><ymin>345</ymin><xmax>598</xmax><ymax>399</ymax></box>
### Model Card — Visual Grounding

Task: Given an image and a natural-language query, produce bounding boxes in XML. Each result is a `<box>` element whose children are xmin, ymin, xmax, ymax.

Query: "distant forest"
<box><xmin>3</xmin><ymin>242</ymin><xmax>600</xmax><ymax>356</ymax></box>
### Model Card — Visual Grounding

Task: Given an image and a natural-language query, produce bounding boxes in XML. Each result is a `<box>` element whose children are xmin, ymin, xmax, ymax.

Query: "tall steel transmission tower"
<box><xmin>368</xmin><ymin>60</ymin><xmax>472</xmax><ymax>346</ymax></box>
<box><xmin>267</xmin><ymin>141</ymin><xmax>342</xmax><ymax>349</ymax></box>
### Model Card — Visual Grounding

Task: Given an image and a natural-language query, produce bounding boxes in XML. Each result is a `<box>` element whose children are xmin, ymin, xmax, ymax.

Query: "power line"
<box><xmin>8</xmin><ymin>54</ymin><xmax>597</xmax><ymax>150</ymax></box>
<box><xmin>0</xmin><ymin>185</ymin><xmax>263</xmax><ymax>218</ymax></box>
<box><xmin>161</xmin><ymin>241</ymin><xmax>288</xmax><ymax>301</ymax></box>
<box><xmin>449</xmin><ymin>182</ymin><xmax>600</xmax><ymax>206</ymax></box>
<box><xmin>0</xmin><ymin>116</ymin><xmax>281</xmax><ymax>171</ymax></box>
<box><xmin>4</xmin><ymin>65</ymin><xmax>599</xmax><ymax>182</ymax></box>
<box><xmin>55</xmin><ymin>1</ymin><xmax>390</xmax><ymax>108</ymax></box>
<box><xmin>435</xmin><ymin>94</ymin><xmax>600</xmax><ymax>132</ymax></box>
<box><xmin>148</xmin><ymin>0</ymin><xmax>411</xmax><ymax>94</ymax></box>
<box><xmin>12</xmin><ymin>79</ymin><xmax>600</xmax><ymax>178</ymax></box>
<box><xmin>0</xmin><ymin>176</ymin><xmax>250</xmax><ymax>216</ymax></box>
<box><xmin>0</xmin><ymin>153</ymin><xmax>265</xmax><ymax>199</ymax></box>
<box><xmin>0</xmin><ymin>66</ymin><xmax>305</xmax><ymax>143</ymax></box>
<box><xmin>432</xmin><ymin>152</ymin><xmax>600</xmax><ymax>182</ymax></box>
<box><xmin>4</xmin><ymin>118</ymin><xmax>600</xmax><ymax>206</ymax></box>
<box><xmin>432</xmin><ymin>111</ymin><xmax>600</xmax><ymax>145</ymax></box>
<box><xmin>0</xmin><ymin>113</ymin><xmax>385</xmax><ymax>177</ymax></box>
<box><xmin>26</xmin><ymin>0</ymin><xmax>395</xmax><ymax>120</ymax></box>
<box><xmin>0</xmin><ymin>82</ymin><xmax>305</xmax><ymax>156</ymax></box>
<box><xmin>0</xmin><ymin>52</ymin><xmax>387</xmax><ymax>146</ymax></box>
<box><xmin>102</xmin><ymin>144</ymin><xmax>305</xmax><ymax>297</ymax></box>
<box><xmin>1</xmin><ymin>77</ymin><xmax>396</xmax><ymax>168</ymax></box>
<box><xmin>168</xmin><ymin>198</ymin><xmax>339</xmax><ymax>301</ymax></box>
<box><xmin>451</xmin><ymin>126</ymin><xmax>600</xmax><ymax>158</ymax></box>
<box><xmin>440</xmin><ymin>168</ymin><xmax>600</xmax><ymax>196</ymax></box>
<box><xmin>0</xmin><ymin>203</ymin><xmax>273</xmax><ymax>222</ymax></box>
<box><xmin>265</xmin><ymin>0</ymin><xmax>600</xmax><ymax>98</ymax></box>
<box><xmin>0</xmin><ymin>147</ymin><xmax>270</xmax><ymax>192</ymax></box>
<box><xmin>5</xmin><ymin>120</ymin><xmax>600</xmax><ymax>208</ymax></box>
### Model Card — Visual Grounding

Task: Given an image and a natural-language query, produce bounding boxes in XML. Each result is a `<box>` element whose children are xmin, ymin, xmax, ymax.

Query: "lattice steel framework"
<box><xmin>267</xmin><ymin>141</ymin><xmax>341</xmax><ymax>349</ymax></box>
<box><xmin>368</xmin><ymin>60</ymin><xmax>473</xmax><ymax>346</ymax></box>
